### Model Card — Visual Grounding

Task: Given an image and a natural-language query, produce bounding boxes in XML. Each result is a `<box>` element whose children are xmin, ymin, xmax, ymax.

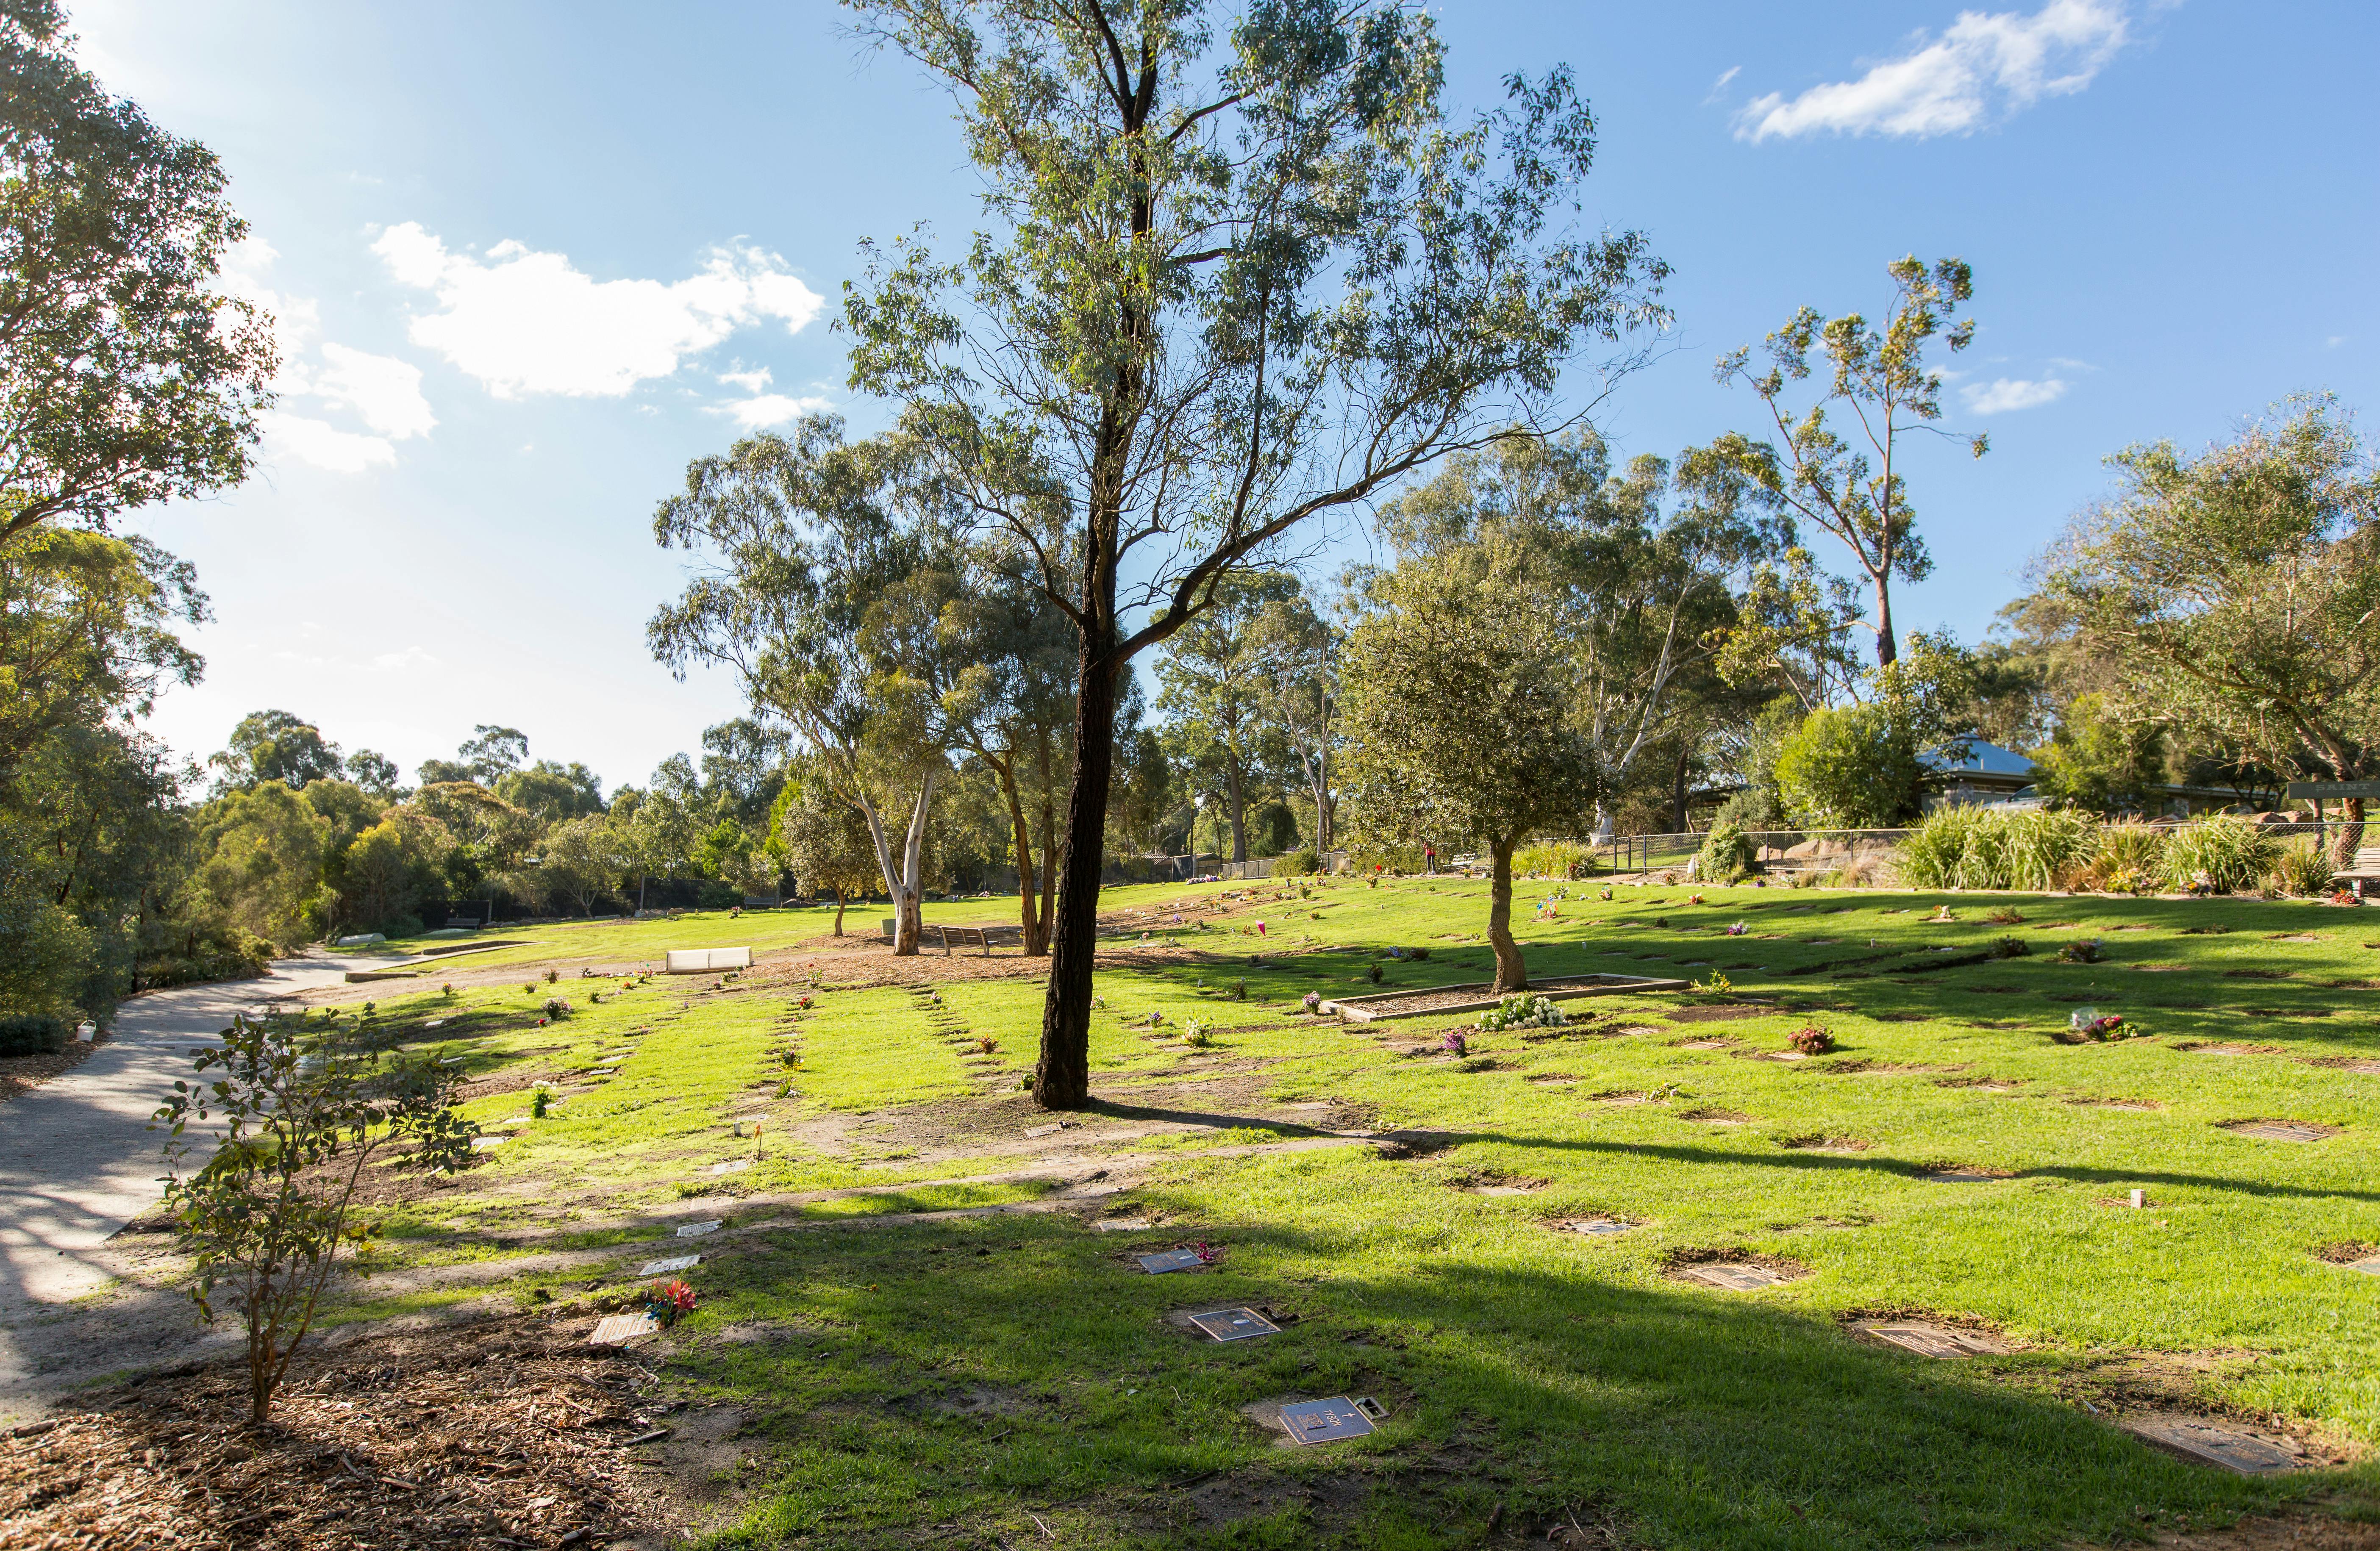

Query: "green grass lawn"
<box><xmin>329</xmin><ymin>874</ymin><xmax>2380</xmax><ymax>1547</ymax></box>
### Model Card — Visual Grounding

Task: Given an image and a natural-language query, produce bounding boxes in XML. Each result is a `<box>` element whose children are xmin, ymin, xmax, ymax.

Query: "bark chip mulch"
<box><xmin>0</xmin><ymin>1313</ymin><xmax>681</xmax><ymax>1550</ymax></box>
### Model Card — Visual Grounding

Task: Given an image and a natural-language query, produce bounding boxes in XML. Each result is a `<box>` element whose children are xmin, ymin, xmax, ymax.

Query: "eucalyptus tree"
<box><xmin>648</xmin><ymin>417</ymin><xmax>956</xmax><ymax>953</ymax></box>
<box><xmin>1369</xmin><ymin>430</ymin><xmax>1780</xmax><ymax>843</ymax></box>
<box><xmin>1708</xmin><ymin>256</ymin><xmax>1983</xmax><ymax>669</ymax></box>
<box><xmin>843</xmin><ymin>0</ymin><xmax>1667</xmax><ymax>1106</ymax></box>
<box><xmin>1153</xmin><ymin>571</ymin><xmax>1299</xmax><ymax>862</ymax></box>
<box><xmin>2040</xmin><ymin>397</ymin><xmax>2380</xmax><ymax>861</ymax></box>
<box><xmin>0</xmin><ymin>1</ymin><xmax>276</xmax><ymax>548</ymax></box>
<box><xmin>1250</xmin><ymin>591</ymin><xmax>1337</xmax><ymax>851</ymax></box>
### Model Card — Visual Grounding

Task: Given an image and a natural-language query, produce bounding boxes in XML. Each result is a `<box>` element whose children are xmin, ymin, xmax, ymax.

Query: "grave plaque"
<box><xmin>1189</xmin><ymin>1307</ymin><xmax>1280</xmax><ymax>1342</ymax></box>
<box><xmin>641</xmin><ymin>1254</ymin><xmax>701</xmax><ymax>1276</ymax></box>
<box><xmin>677</xmin><ymin>1219</ymin><xmax>724</xmax><ymax>1238</ymax></box>
<box><xmin>470</xmin><ymin>1135</ymin><xmax>507</xmax><ymax>1149</ymax></box>
<box><xmin>1568</xmin><ymin>1219</ymin><xmax>1633</xmax><ymax>1236</ymax></box>
<box><xmin>2233</xmin><ymin>1122</ymin><xmax>2327</xmax><ymax>1143</ymax></box>
<box><xmin>2124</xmin><ymin>1416</ymin><xmax>2302</xmax><ymax>1476</ymax></box>
<box><xmin>1138</xmin><ymin>1249</ymin><xmax>1208</xmax><ymax>1274</ymax></box>
<box><xmin>710</xmin><ymin>1160</ymin><xmax>752</xmax><ymax>1176</ymax></box>
<box><xmin>588</xmin><ymin>1312</ymin><xmax>659</xmax><ymax>1347</ymax></box>
<box><xmin>1856</xmin><ymin>1321</ymin><xmax>2008</xmax><ymax>1359</ymax></box>
<box><xmin>1925</xmin><ymin>1169</ymin><xmax>2001</xmax><ymax>1182</ymax></box>
<box><xmin>1095</xmin><ymin>1218</ymin><xmax>1153</xmax><ymax>1233</ymax></box>
<box><xmin>1280</xmin><ymin>1397</ymin><xmax>1379</xmax><ymax>1445</ymax></box>
<box><xmin>1680</xmin><ymin>1262</ymin><xmax>1786</xmax><ymax>1290</ymax></box>
<box><xmin>2345</xmin><ymin>1256</ymin><xmax>2380</xmax><ymax>1277</ymax></box>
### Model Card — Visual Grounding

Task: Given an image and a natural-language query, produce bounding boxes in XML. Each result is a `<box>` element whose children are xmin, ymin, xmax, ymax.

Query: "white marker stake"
<box><xmin>2130</xmin><ymin>1189</ymin><xmax>2145</xmax><ymax>1209</ymax></box>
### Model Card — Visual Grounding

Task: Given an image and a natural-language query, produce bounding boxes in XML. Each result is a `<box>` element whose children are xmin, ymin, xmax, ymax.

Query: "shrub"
<box><xmin>2161</xmin><ymin>814</ymin><xmax>2280</xmax><ymax>894</ymax></box>
<box><xmin>2083</xmin><ymin>821</ymin><xmax>2166</xmax><ymax>893</ymax></box>
<box><xmin>1515</xmin><ymin>840</ymin><xmax>1592</xmax><ymax>879</ymax></box>
<box><xmin>1366</xmin><ymin>962</ymin><xmax>1384</xmax><ymax>984</ymax></box>
<box><xmin>156</xmin><ymin>1013</ymin><xmax>472</xmax><ymax>1420</ymax></box>
<box><xmin>1272</xmin><ymin>848</ymin><xmax>1320</xmax><ymax>878</ymax></box>
<box><xmin>1991</xmin><ymin>935</ymin><xmax>2030</xmax><ymax>958</ymax></box>
<box><xmin>1895</xmin><ymin>807</ymin><xmax>2098</xmax><ymax>891</ymax></box>
<box><xmin>2273</xmin><ymin>838</ymin><xmax>2335</xmax><ymax>898</ymax></box>
<box><xmin>1694</xmin><ymin>821</ymin><xmax>1758</xmax><ymax>884</ymax></box>
<box><xmin>1775</xmin><ymin>704</ymin><xmax>1925</xmax><ymax>827</ymax></box>
<box><xmin>1345</xmin><ymin>842</ymin><xmax>1425</xmax><ymax>875</ymax></box>
<box><xmin>0</xmin><ymin>1013</ymin><xmax>67</xmax><ymax>1056</ymax></box>
<box><xmin>2056</xmin><ymin>939</ymin><xmax>2105</xmax><ymax>963</ymax></box>
<box><xmin>542</xmin><ymin>997</ymin><xmax>572</xmax><ymax>1018</ymax></box>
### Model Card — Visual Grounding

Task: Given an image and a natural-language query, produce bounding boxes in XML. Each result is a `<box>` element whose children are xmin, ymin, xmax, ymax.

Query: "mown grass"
<box><xmin>332</xmin><ymin>874</ymin><xmax>2380</xmax><ymax>1546</ymax></box>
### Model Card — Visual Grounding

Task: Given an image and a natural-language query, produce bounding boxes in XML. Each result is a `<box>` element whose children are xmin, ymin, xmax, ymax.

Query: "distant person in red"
<box><xmin>1424</xmin><ymin>843</ymin><xmax>1436</xmax><ymax>874</ymax></box>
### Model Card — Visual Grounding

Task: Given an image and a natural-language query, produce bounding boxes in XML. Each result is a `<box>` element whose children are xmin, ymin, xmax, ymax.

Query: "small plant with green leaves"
<box><xmin>1990</xmin><ymin>935</ymin><xmax>2029</xmax><ymax>958</ymax></box>
<box><xmin>154</xmin><ymin>1013</ymin><xmax>472</xmax><ymax>1421</ymax></box>
<box><xmin>1695</xmin><ymin>971</ymin><xmax>1735</xmax><ymax>994</ymax></box>
<box><xmin>1366</xmin><ymin>963</ymin><xmax>1385</xmax><ymax>984</ymax></box>
<box><xmin>1229</xmin><ymin>979</ymin><xmax>1247</xmax><ymax>1001</ymax></box>
<box><xmin>531</xmin><ymin>1087</ymin><xmax>550</xmax><ymax>1118</ymax></box>
<box><xmin>2273</xmin><ymin>838</ymin><xmax>2335</xmax><ymax>899</ymax></box>
<box><xmin>1182</xmin><ymin>1020</ymin><xmax>1214</xmax><ymax>1048</ymax></box>
<box><xmin>1788</xmin><ymin>1026</ymin><xmax>1836</xmax><ymax>1055</ymax></box>
<box><xmin>1474</xmin><ymin>993</ymin><xmax>1567</xmax><ymax>1032</ymax></box>
<box><xmin>1987</xmin><ymin>907</ymin><xmax>2026</xmax><ymax>925</ymax></box>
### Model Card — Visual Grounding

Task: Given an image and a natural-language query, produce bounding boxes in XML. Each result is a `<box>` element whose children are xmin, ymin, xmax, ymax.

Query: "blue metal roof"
<box><xmin>1923</xmin><ymin>738</ymin><xmax>2037</xmax><ymax>779</ymax></box>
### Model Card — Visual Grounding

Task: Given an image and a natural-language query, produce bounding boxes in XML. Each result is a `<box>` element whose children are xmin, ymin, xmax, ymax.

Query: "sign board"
<box><xmin>665</xmin><ymin>946</ymin><xmax>753</xmax><ymax>974</ymax></box>
<box><xmin>2286</xmin><ymin>781</ymin><xmax>2380</xmax><ymax>801</ymax></box>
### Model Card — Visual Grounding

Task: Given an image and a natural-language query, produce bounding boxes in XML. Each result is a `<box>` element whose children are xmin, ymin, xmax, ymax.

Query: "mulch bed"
<box><xmin>0</xmin><ymin>1036</ymin><xmax>103</xmax><ymax>1104</ymax></box>
<box><xmin>0</xmin><ymin>1314</ymin><xmax>679</xmax><ymax>1550</ymax></box>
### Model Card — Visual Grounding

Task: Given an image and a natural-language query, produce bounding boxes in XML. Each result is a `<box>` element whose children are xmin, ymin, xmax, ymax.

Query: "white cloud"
<box><xmin>314</xmin><ymin>344</ymin><xmax>435</xmax><ymax>441</ymax></box>
<box><xmin>1736</xmin><ymin>0</ymin><xmax>2130</xmax><ymax>142</ymax></box>
<box><xmin>710</xmin><ymin>392</ymin><xmax>834</xmax><ymax>430</ymax></box>
<box><xmin>260</xmin><ymin>411</ymin><xmax>398</xmax><ymax>473</ymax></box>
<box><xmin>1705</xmin><ymin>65</ymin><xmax>1741</xmax><ymax>103</ymax></box>
<box><xmin>2327</xmin><ymin>335</ymin><xmax>2348</xmax><ymax>350</ymax></box>
<box><xmin>718</xmin><ymin>366</ymin><xmax>774</xmax><ymax>393</ymax></box>
<box><xmin>222</xmin><ymin>238</ymin><xmax>433</xmax><ymax>472</ymax></box>
<box><xmin>374</xmin><ymin>223</ymin><xmax>825</xmax><ymax>398</ymax></box>
<box><xmin>1962</xmin><ymin>376</ymin><xmax>2069</xmax><ymax>413</ymax></box>
<box><xmin>371</xmin><ymin>646</ymin><xmax>437</xmax><ymax>671</ymax></box>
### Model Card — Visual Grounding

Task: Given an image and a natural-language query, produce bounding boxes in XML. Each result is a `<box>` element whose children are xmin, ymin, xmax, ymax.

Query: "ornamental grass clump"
<box><xmin>1474</xmin><ymin>993</ymin><xmax>1566</xmax><ymax>1032</ymax></box>
<box><xmin>1896</xmin><ymin>807</ymin><xmax>2098</xmax><ymax>891</ymax></box>
<box><xmin>2160</xmin><ymin>813</ymin><xmax>2279</xmax><ymax>894</ymax></box>
<box><xmin>2084</xmin><ymin>821</ymin><xmax>2166</xmax><ymax>893</ymax></box>
<box><xmin>2272</xmin><ymin>838</ymin><xmax>2336</xmax><ymax>899</ymax></box>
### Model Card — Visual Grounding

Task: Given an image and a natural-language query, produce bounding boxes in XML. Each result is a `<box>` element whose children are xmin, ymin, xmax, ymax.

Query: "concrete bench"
<box><xmin>665</xmin><ymin>946</ymin><xmax>753</xmax><ymax>974</ymax></box>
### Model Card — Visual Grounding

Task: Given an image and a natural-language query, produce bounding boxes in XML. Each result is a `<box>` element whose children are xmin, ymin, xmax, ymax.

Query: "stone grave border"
<box><xmin>1318</xmin><ymin>971</ymin><xmax>1691</xmax><ymax>1023</ymax></box>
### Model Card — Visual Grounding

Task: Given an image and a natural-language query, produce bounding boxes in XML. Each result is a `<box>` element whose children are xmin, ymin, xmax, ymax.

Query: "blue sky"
<box><xmin>80</xmin><ymin>0</ymin><xmax>2378</xmax><ymax>794</ymax></box>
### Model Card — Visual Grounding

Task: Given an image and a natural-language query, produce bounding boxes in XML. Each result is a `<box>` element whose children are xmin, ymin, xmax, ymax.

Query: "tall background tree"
<box><xmin>844</xmin><ymin>0</ymin><xmax>1668</xmax><ymax>1106</ymax></box>
<box><xmin>1709</xmin><ymin>256</ymin><xmax>1983</xmax><ymax>669</ymax></box>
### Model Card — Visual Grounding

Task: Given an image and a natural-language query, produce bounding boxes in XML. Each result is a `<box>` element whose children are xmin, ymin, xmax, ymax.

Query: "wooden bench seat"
<box><xmin>936</xmin><ymin>924</ymin><xmax>996</xmax><ymax>957</ymax></box>
<box><xmin>2334</xmin><ymin>846</ymin><xmax>2380</xmax><ymax>898</ymax></box>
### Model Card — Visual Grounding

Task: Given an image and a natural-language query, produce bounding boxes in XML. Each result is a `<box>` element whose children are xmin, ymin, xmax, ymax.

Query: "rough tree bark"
<box><xmin>1036</xmin><ymin>639</ymin><xmax>1118</xmax><ymax>1107</ymax></box>
<box><xmin>1487</xmin><ymin>836</ymin><xmax>1527</xmax><ymax>992</ymax></box>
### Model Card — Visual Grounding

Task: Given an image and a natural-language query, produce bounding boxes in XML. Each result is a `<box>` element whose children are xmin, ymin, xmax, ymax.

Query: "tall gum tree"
<box><xmin>1708</xmin><ymin>256</ymin><xmax>1983</xmax><ymax>669</ymax></box>
<box><xmin>841</xmin><ymin>0</ymin><xmax>1668</xmax><ymax>1108</ymax></box>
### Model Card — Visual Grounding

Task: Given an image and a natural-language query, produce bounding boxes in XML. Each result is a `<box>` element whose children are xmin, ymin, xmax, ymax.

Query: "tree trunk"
<box><xmin>2332</xmin><ymin>796</ymin><xmax>2366</xmax><ymax>871</ymax></box>
<box><xmin>995</xmin><ymin>757</ymin><xmax>1045</xmax><ymax>955</ymax></box>
<box><xmin>1225</xmin><ymin>749</ymin><xmax>1248</xmax><ymax>862</ymax></box>
<box><xmin>831</xmin><ymin>886</ymin><xmax>846</xmax><ymax>937</ymax></box>
<box><xmin>1487</xmin><ymin>837</ymin><xmax>1526</xmax><ymax>992</ymax></box>
<box><xmin>1032</xmin><ymin>729</ymin><xmax>1058</xmax><ymax>957</ymax></box>
<box><xmin>1872</xmin><ymin>574</ymin><xmax>1897</xmax><ymax>668</ymax></box>
<box><xmin>1671</xmin><ymin>744</ymin><xmax>1690</xmax><ymax>832</ymax></box>
<box><xmin>1036</xmin><ymin>646</ymin><xmax>1117</xmax><ymax>1110</ymax></box>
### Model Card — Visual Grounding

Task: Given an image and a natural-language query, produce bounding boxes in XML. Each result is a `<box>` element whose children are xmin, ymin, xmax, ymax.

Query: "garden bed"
<box><xmin>1318</xmin><ymin>971</ymin><xmax>1689</xmax><ymax>1023</ymax></box>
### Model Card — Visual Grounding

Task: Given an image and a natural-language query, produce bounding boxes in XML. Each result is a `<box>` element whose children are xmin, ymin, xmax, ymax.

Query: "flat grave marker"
<box><xmin>589</xmin><ymin>1312</ymin><xmax>659</xmax><ymax>1347</ymax></box>
<box><xmin>1680</xmin><ymin>1262</ymin><xmax>1788</xmax><ymax>1291</ymax></box>
<box><xmin>1564</xmin><ymin>1219</ymin><xmax>1633</xmax><ymax>1237</ymax></box>
<box><xmin>2229</xmin><ymin>1121</ymin><xmax>2332</xmax><ymax>1143</ymax></box>
<box><xmin>677</xmin><ymin>1219</ymin><xmax>724</xmax><ymax>1238</ymax></box>
<box><xmin>1188</xmin><ymin>1307</ymin><xmax>1280</xmax><ymax>1342</ymax></box>
<box><xmin>469</xmin><ymin>1135</ymin><xmax>507</xmax><ymax>1150</ymax></box>
<box><xmin>1925</xmin><ymin>1169</ymin><xmax>2004</xmax><ymax>1182</ymax></box>
<box><xmin>1138</xmin><ymin>1249</ymin><xmax>1208</xmax><ymax>1274</ymax></box>
<box><xmin>1279</xmin><ymin>1396</ymin><xmax>1385</xmax><ymax>1445</ymax></box>
<box><xmin>2123</xmin><ymin>1416</ymin><xmax>2303</xmax><ymax>1475</ymax></box>
<box><xmin>1855</xmin><ymin>1321</ymin><xmax>2010</xmax><ymax>1359</ymax></box>
<box><xmin>710</xmin><ymin>1160</ymin><xmax>753</xmax><ymax>1176</ymax></box>
<box><xmin>2344</xmin><ymin>1256</ymin><xmax>2380</xmax><ymax>1277</ymax></box>
<box><xmin>641</xmin><ymin>1254</ymin><xmax>701</xmax><ymax>1276</ymax></box>
<box><xmin>1095</xmin><ymin>1217</ymin><xmax>1154</xmax><ymax>1233</ymax></box>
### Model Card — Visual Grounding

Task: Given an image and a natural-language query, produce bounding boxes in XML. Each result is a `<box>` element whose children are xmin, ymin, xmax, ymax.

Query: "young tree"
<box><xmin>0</xmin><ymin>2</ymin><xmax>277</xmax><ymax>551</ymax></box>
<box><xmin>1339</xmin><ymin>568</ymin><xmax>1597</xmax><ymax>991</ymax></box>
<box><xmin>844</xmin><ymin>0</ymin><xmax>1667</xmax><ymax>1104</ymax></box>
<box><xmin>156</xmin><ymin>1011</ymin><xmax>472</xmax><ymax>1421</ymax></box>
<box><xmin>768</xmin><ymin>772</ymin><xmax>882</xmax><ymax>935</ymax></box>
<box><xmin>538</xmin><ymin>813</ymin><xmax>623</xmax><ymax>916</ymax></box>
<box><xmin>650</xmin><ymin>420</ymin><xmax>955</xmax><ymax>952</ymax></box>
<box><xmin>1709</xmin><ymin>256</ymin><xmax>1984</xmax><ymax>668</ymax></box>
<box><xmin>1250</xmin><ymin>593</ymin><xmax>1338</xmax><ymax>852</ymax></box>
<box><xmin>2040</xmin><ymin>397</ymin><xmax>2380</xmax><ymax>860</ymax></box>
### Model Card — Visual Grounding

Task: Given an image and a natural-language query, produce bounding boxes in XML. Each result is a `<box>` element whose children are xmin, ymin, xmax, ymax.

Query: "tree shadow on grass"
<box><xmin>676</xmin><ymin>1212</ymin><xmax>2361</xmax><ymax>1551</ymax></box>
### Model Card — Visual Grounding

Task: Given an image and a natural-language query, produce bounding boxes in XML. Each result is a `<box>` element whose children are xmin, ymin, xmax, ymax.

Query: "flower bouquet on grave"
<box><xmin>2056</xmin><ymin>939</ymin><xmax>2105</xmax><ymax>964</ymax></box>
<box><xmin>1788</xmin><ymin>1026</ymin><xmax>1835</xmax><ymax>1056</ymax></box>
<box><xmin>1688</xmin><ymin>893</ymin><xmax>1705</xmax><ymax>906</ymax></box>
<box><xmin>798</xmin><ymin>994</ymin><xmax>814</xmax><ymax>1010</ymax></box>
<box><xmin>1440</xmin><ymin>1031</ymin><xmax>1470</xmax><ymax>1056</ymax></box>
<box><xmin>646</xmin><ymin>1278</ymin><xmax>698</xmax><ymax>1326</ymax></box>
<box><xmin>1725</xmin><ymin>922</ymin><xmax>1749</xmax><ymax>936</ymax></box>
<box><xmin>1302</xmin><ymin>991</ymin><xmax>1322</xmax><ymax>1013</ymax></box>
<box><xmin>2069</xmin><ymin>1010</ymin><xmax>2130</xmax><ymax>1041</ymax></box>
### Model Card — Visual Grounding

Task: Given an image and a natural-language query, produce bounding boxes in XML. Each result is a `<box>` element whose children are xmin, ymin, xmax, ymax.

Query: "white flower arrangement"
<box><xmin>1473</xmin><ymin>993</ymin><xmax>1567</xmax><ymax>1032</ymax></box>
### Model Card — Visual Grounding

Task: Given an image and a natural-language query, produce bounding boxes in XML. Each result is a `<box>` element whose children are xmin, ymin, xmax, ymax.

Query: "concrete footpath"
<box><xmin>0</xmin><ymin>954</ymin><xmax>373</xmax><ymax>1310</ymax></box>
